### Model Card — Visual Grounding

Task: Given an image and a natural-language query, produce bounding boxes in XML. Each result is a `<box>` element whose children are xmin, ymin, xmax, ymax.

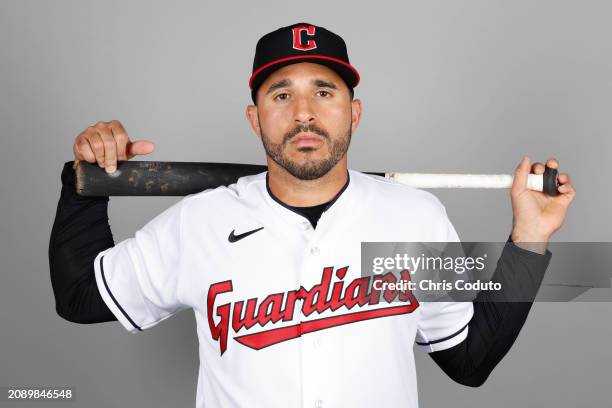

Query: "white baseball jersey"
<box><xmin>93</xmin><ymin>170</ymin><xmax>473</xmax><ymax>408</ymax></box>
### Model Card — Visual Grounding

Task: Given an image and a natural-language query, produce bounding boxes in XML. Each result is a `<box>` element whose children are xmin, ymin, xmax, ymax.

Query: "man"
<box><xmin>49</xmin><ymin>23</ymin><xmax>575</xmax><ymax>408</ymax></box>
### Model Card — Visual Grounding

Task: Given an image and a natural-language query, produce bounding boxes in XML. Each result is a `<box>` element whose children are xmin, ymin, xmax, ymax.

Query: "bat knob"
<box><xmin>543</xmin><ymin>166</ymin><xmax>559</xmax><ymax>196</ymax></box>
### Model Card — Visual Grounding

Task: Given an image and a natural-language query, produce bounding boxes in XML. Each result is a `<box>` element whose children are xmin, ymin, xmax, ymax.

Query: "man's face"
<box><xmin>246</xmin><ymin>62</ymin><xmax>362</xmax><ymax>180</ymax></box>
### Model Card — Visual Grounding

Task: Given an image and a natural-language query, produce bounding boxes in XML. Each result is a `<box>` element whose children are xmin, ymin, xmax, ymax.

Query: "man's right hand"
<box><xmin>73</xmin><ymin>120</ymin><xmax>155</xmax><ymax>173</ymax></box>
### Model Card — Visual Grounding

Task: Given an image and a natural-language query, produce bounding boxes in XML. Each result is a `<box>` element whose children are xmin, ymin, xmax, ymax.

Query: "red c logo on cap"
<box><xmin>292</xmin><ymin>25</ymin><xmax>317</xmax><ymax>51</ymax></box>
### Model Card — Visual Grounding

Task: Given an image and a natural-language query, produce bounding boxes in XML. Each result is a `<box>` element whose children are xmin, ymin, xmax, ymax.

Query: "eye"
<box><xmin>274</xmin><ymin>93</ymin><xmax>289</xmax><ymax>101</ymax></box>
<box><xmin>317</xmin><ymin>90</ymin><xmax>331</xmax><ymax>97</ymax></box>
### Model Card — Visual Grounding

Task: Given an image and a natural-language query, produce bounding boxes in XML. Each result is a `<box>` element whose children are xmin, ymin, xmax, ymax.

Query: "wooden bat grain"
<box><xmin>75</xmin><ymin>161</ymin><xmax>278</xmax><ymax>196</ymax></box>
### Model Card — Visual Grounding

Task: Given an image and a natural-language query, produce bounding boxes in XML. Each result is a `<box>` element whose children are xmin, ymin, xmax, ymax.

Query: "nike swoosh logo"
<box><xmin>228</xmin><ymin>227</ymin><xmax>264</xmax><ymax>243</ymax></box>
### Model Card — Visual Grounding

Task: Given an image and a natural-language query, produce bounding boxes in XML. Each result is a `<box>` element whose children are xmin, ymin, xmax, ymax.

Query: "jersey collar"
<box><xmin>264</xmin><ymin>171</ymin><xmax>351</xmax><ymax>225</ymax></box>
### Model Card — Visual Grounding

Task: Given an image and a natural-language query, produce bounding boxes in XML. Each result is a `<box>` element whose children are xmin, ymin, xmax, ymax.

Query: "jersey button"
<box><xmin>310</xmin><ymin>247</ymin><xmax>320</xmax><ymax>256</ymax></box>
<box><xmin>301</xmin><ymin>221</ymin><xmax>311</xmax><ymax>230</ymax></box>
<box><xmin>315</xmin><ymin>399</ymin><xmax>323</xmax><ymax>408</ymax></box>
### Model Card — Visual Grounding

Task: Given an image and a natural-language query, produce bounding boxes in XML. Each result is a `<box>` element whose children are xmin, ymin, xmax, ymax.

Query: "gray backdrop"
<box><xmin>1</xmin><ymin>0</ymin><xmax>611</xmax><ymax>407</ymax></box>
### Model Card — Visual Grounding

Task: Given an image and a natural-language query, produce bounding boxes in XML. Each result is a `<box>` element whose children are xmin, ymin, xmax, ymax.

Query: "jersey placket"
<box><xmin>299</xmin><ymin>214</ymin><xmax>325</xmax><ymax>408</ymax></box>
<box><xmin>262</xmin><ymin>177</ymin><xmax>354</xmax><ymax>408</ymax></box>
<box><xmin>298</xmin><ymin>202</ymin><xmax>356</xmax><ymax>408</ymax></box>
<box><xmin>301</xmin><ymin>203</ymin><xmax>355</xmax><ymax>408</ymax></box>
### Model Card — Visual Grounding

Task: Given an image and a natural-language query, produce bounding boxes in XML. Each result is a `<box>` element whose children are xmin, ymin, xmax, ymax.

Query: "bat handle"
<box><xmin>543</xmin><ymin>166</ymin><xmax>559</xmax><ymax>196</ymax></box>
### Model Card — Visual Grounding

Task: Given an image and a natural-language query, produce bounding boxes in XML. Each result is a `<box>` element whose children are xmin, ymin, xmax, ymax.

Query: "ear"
<box><xmin>245</xmin><ymin>104</ymin><xmax>261</xmax><ymax>138</ymax></box>
<box><xmin>350</xmin><ymin>98</ymin><xmax>362</xmax><ymax>134</ymax></box>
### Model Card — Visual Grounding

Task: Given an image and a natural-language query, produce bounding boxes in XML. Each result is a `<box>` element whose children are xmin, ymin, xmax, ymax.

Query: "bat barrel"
<box><xmin>76</xmin><ymin>161</ymin><xmax>267</xmax><ymax>196</ymax></box>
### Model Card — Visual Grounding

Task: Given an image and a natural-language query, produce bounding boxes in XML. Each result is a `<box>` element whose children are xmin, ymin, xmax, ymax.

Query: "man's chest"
<box><xmin>178</xmin><ymin>219</ymin><xmax>421</xmax><ymax>355</ymax></box>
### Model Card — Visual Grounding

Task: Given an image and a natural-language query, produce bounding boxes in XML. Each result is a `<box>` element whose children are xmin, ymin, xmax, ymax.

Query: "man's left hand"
<box><xmin>510</xmin><ymin>156</ymin><xmax>576</xmax><ymax>249</ymax></box>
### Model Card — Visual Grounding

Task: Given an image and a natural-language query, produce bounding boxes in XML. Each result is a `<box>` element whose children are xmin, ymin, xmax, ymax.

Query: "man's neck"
<box><xmin>267</xmin><ymin>159</ymin><xmax>348</xmax><ymax>207</ymax></box>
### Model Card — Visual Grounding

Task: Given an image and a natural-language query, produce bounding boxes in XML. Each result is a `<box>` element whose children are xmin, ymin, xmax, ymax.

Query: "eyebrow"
<box><xmin>312</xmin><ymin>79</ymin><xmax>338</xmax><ymax>89</ymax></box>
<box><xmin>266</xmin><ymin>79</ymin><xmax>291</xmax><ymax>95</ymax></box>
<box><xmin>265</xmin><ymin>78</ymin><xmax>339</xmax><ymax>95</ymax></box>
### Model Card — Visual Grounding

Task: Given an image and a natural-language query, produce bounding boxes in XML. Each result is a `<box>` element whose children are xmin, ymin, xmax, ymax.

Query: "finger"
<box><xmin>94</xmin><ymin>123</ymin><xmax>117</xmax><ymax>173</ymax></box>
<box><xmin>559</xmin><ymin>180</ymin><xmax>576</xmax><ymax>194</ymax></box>
<box><xmin>531</xmin><ymin>162</ymin><xmax>545</xmax><ymax>175</ymax></box>
<box><xmin>127</xmin><ymin>140</ymin><xmax>155</xmax><ymax>159</ymax></box>
<box><xmin>110</xmin><ymin>120</ymin><xmax>129</xmax><ymax>161</ymax></box>
<box><xmin>557</xmin><ymin>173</ymin><xmax>570</xmax><ymax>185</ymax></box>
<box><xmin>84</xmin><ymin>131</ymin><xmax>105</xmax><ymax>168</ymax></box>
<box><xmin>512</xmin><ymin>155</ymin><xmax>531</xmax><ymax>196</ymax></box>
<box><xmin>557</xmin><ymin>182</ymin><xmax>576</xmax><ymax>202</ymax></box>
<box><xmin>73</xmin><ymin>133</ymin><xmax>96</xmax><ymax>163</ymax></box>
<box><xmin>545</xmin><ymin>157</ymin><xmax>559</xmax><ymax>169</ymax></box>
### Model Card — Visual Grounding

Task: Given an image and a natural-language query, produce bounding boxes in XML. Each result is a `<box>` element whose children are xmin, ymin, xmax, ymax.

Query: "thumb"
<box><xmin>512</xmin><ymin>155</ymin><xmax>531</xmax><ymax>196</ymax></box>
<box><xmin>127</xmin><ymin>140</ymin><xmax>155</xmax><ymax>158</ymax></box>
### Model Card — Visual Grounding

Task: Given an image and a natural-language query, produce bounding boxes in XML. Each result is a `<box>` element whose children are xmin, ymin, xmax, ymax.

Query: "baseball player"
<box><xmin>49</xmin><ymin>23</ymin><xmax>575</xmax><ymax>408</ymax></box>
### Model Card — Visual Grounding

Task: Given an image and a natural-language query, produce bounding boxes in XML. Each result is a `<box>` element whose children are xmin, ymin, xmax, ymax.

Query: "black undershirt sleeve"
<box><xmin>48</xmin><ymin>161</ymin><xmax>117</xmax><ymax>323</ymax></box>
<box><xmin>428</xmin><ymin>240</ymin><xmax>552</xmax><ymax>387</ymax></box>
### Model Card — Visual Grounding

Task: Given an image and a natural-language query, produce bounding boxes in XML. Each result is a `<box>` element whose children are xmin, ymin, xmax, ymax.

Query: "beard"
<box><xmin>260</xmin><ymin>121</ymin><xmax>352</xmax><ymax>181</ymax></box>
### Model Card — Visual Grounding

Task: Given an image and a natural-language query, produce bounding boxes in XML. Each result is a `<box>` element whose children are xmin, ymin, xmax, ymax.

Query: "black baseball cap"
<box><xmin>249</xmin><ymin>22</ymin><xmax>360</xmax><ymax>103</ymax></box>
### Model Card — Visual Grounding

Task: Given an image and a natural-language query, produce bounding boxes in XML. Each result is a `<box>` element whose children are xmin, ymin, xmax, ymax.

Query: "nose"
<box><xmin>293</xmin><ymin>94</ymin><xmax>315</xmax><ymax>125</ymax></box>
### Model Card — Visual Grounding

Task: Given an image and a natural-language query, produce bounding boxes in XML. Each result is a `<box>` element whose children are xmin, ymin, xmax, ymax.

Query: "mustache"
<box><xmin>283</xmin><ymin>124</ymin><xmax>330</xmax><ymax>144</ymax></box>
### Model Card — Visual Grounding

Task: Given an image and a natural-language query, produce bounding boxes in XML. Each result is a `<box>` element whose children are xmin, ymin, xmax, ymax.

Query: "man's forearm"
<box><xmin>48</xmin><ymin>161</ymin><xmax>117</xmax><ymax>323</ymax></box>
<box><xmin>429</xmin><ymin>238</ymin><xmax>551</xmax><ymax>386</ymax></box>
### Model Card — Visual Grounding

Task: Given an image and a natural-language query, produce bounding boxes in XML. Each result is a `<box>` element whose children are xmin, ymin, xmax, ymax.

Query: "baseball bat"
<box><xmin>74</xmin><ymin>161</ymin><xmax>559</xmax><ymax>197</ymax></box>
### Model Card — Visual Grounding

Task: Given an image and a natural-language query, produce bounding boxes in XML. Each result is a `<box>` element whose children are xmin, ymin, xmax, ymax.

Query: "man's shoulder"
<box><xmin>349</xmin><ymin>170</ymin><xmax>454</xmax><ymax>241</ymax></box>
<box><xmin>181</xmin><ymin>171</ymin><xmax>267</xmax><ymax>205</ymax></box>
<box><xmin>140</xmin><ymin>172</ymin><xmax>266</xmax><ymax>231</ymax></box>
<box><xmin>349</xmin><ymin>170</ymin><xmax>446</xmax><ymax>212</ymax></box>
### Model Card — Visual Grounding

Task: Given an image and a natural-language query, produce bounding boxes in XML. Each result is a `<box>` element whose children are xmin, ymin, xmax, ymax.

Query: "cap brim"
<box><xmin>249</xmin><ymin>55</ymin><xmax>360</xmax><ymax>99</ymax></box>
